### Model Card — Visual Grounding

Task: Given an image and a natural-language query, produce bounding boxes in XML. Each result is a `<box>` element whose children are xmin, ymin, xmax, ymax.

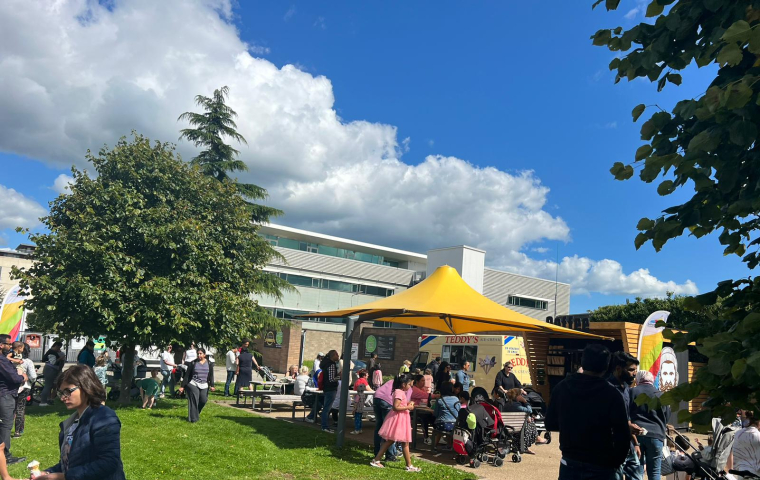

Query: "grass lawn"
<box><xmin>12</xmin><ymin>397</ymin><xmax>476</xmax><ymax>480</ymax></box>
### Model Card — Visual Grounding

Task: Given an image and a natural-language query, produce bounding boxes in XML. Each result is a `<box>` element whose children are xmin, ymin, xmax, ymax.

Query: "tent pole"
<box><xmin>336</xmin><ymin>315</ymin><xmax>360</xmax><ymax>448</ymax></box>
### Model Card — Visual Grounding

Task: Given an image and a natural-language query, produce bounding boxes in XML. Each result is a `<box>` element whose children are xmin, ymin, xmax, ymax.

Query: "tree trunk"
<box><xmin>119</xmin><ymin>346</ymin><xmax>135</xmax><ymax>404</ymax></box>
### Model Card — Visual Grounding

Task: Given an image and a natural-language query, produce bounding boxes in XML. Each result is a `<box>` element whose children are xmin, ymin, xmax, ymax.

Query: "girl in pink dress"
<box><xmin>370</xmin><ymin>374</ymin><xmax>420</xmax><ymax>472</ymax></box>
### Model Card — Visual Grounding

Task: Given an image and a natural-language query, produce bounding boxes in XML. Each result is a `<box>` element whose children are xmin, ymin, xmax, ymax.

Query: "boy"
<box><xmin>139</xmin><ymin>369</ymin><xmax>160</xmax><ymax>409</ymax></box>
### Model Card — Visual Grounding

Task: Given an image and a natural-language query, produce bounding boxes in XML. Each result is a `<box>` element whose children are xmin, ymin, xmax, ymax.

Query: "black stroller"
<box><xmin>665</xmin><ymin>426</ymin><xmax>737</xmax><ymax>480</ymax></box>
<box><xmin>524</xmin><ymin>385</ymin><xmax>551</xmax><ymax>444</ymax></box>
<box><xmin>258</xmin><ymin>365</ymin><xmax>277</xmax><ymax>382</ymax></box>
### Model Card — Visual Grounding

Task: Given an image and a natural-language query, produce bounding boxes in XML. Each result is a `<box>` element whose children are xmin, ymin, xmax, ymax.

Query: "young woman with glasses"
<box><xmin>34</xmin><ymin>364</ymin><xmax>125</xmax><ymax>480</ymax></box>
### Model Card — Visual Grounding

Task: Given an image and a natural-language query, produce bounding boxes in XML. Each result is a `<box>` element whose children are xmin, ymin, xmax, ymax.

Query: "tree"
<box><xmin>178</xmin><ymin>86</ymin><xmax>282</xmax><ymax>223</ymax></box>
<box><xmin>591</xmin><ymin>1</ymin><xmax>760</xmax><ymax>426</ymax></box>
<box><xmin>12</xmin><ymin>133</ymin><xmax>288</xmax><ymax>402</ymax></box>
<box><xmin>588</xmin><ymin>293</ymin><xmax>722</xmax><ymax>329</ymax></box>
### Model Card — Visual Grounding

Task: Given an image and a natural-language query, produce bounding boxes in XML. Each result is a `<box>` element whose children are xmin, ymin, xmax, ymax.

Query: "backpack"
<box><xmin>317</xmin><ymin>371</ymin><xmax>324</xmax><ymax>390</ymax></box>
<box><xmin>453</xmin><ymin>427</ymin><xmax>473</xmax><ymax>456</ymax></box>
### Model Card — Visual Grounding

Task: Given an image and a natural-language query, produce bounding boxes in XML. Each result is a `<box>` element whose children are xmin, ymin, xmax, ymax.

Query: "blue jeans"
<box><xmin>224</xmin><ymin>370</ymin><xmax>235</xmax><ymax>396</ymax></box>
<box><xmin>160</xmin><ymin>369</ymin><xmax>174</xmax><ymax>395</ymax></box>
<box><xmin>615</xmin><ymin>448</ymin><xmax>643</xmax><ymax>480</ymax></box>
<box><xmin>639</xmin><ymin>437</ymin><xmax>663</xmax><ymax>480</ymax></box>
<box><xmin>559</xmin><ymin>458</ymin><xmax>618</xmax><ymax>480</ymax></box>
<box><xmin>373</xmin><ymin>398</ymin><xmax>398</xmax><ymax>459</ymax></box>
<box><xmin>354</xmin><ymin>412</ymin><xmax>363</xmax><ymax>431</ymax></box>
<box><xmin>321</xmin><ymin>390</ymin><xmax>337</xmax><ymax>430</ymax></box>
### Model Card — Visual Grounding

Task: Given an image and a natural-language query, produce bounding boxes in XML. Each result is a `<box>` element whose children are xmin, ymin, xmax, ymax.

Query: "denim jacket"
<box><xmin>46</xmin><ymin>405</ymin><xmax>126</xmax><ymax>480</ymax></box>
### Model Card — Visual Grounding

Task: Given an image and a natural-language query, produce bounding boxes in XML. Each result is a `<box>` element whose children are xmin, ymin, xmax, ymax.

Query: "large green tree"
<box><xmin>588</xmin><ymin>293</ymin><xmax>722</xmax><ymax>329</ymax></box>
<box><xmin>178</xmin><ymin>86</ymin><xmax>282</xmax><ymax>223</ymax></box>
<box><xmin>13</xmin><ymin>133</ymin><xmax>287</xmax><ymax>401</ymax></box>
<box><xmin>592</xmin><ymin>1</ymin><xmax>760</xmax><ymax>425</ymax></box>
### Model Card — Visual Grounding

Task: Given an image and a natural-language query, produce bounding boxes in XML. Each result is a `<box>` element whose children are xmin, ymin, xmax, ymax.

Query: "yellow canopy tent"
<box><xmin>297</xmin><ymin>265</ymin><xmax>610</xmax><ymax>448</ymax></box>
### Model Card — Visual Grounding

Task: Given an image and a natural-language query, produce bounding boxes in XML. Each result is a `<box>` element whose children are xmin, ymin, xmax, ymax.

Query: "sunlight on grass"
<box><xmin>12</xmin><ymin>398</ymin><xmax>475</xmax><ymax>480</ymax></box>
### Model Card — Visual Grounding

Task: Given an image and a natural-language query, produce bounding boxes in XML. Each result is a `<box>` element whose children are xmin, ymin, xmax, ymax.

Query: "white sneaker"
<box><xmin>438</xmin><ymin>438</ymin><xmax>448</xmax><ymax>445</ymax></box>
<box><xmin>305</xmin><ymin>417</ymin><xmax>315</xmax><ymax>423</ymax></box>
<box><xmin>38</xmin><ymin>403</ymin><xmax>49</xmax><ymax>407</ymax></box>
<box><xmin>350</xmin><ymin>430</ymin><xmax>362</xmax><ymax>435</ymax></box>
<box><xmin>423</xmin><ymin>437</ymin><xmax>432</xmax><ymax>445</ymax></box>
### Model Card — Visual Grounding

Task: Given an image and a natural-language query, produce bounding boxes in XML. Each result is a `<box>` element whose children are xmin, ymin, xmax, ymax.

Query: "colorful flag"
<box><xmin>0</xmin><ymin>285</ymin><xmax>28</xmax><ymax>341</ymax></box>
<box><xmin>636</xmin><ymin>310</ymin><xmax>670</xmax><ymax>386</ymax></box>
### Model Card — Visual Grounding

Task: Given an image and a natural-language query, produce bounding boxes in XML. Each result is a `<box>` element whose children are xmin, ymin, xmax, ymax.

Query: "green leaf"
<box><xmin>747</xmin><ymin>352</ymin><xmax>760</xmax><ymax>372</ymax></box>
<box><xmin>635</xmin><ymin>144</ymin><xmax>653</xmax><ymax>161</ymax></box>
<box><xmin>688</xmin><ymin>130</ymin><xmax>720</xmax><ymax>152</ymax></box>
<box><xmin>592</xmin><ymin>29</ymin><xmax>612</xmax><ymax>46</ymax></box>
<box><xmin>708</xmin><ymin>358</ymin><xmax>731</xmax><ymax>376</ymax></box>
<box><xmin>636</xmin><ymin>217</ymin><xmax>655</xmax><ymax>230</ymax></box>
<box><xmin>606</xmin><ymin>0</ymin><xmax>621</xmax><ymax>10</ymax></box>
<box><xmin>729</xmin><ymin>120</ymin><xmax>758</xmax><ymax>147</ymax></box>
<box><xmin>721</xmin><ymin>20</ymin><xmax>752</xmax><ymax>43</ymax></box>
<box><xmin>677</xmin><ymin>409</ymin><xmax>693</xmax><ymax>424</ymax></box>
<box><xmin>749</xmin><ymin>28</ymin><xmax>760</xmax><ymax>54</ymax></box>
<box><xmin>717</xmin><ymin>43</ymin><xmax>743</xmax><ymax>66</ymax></box>
<box><xmin>691</xmin><ymin>409</ymin><xmax>713</xmax><ymax>427</ymax></box>
<box><xmin>666</xmin><ymin>73</ymin><xmax>682</xmax><ymax>86</ymax></box>
<box><xmin>645</xmin><ymin>1</ymin><xmax>664</xmax><ymax>17</ymax></box>
<box><xmin>610</xmin><ymin>162</ymin><xmax>634</xmax><ymax>180</ymax></box>
<box><xmin>703</xmin><ymin>0</ymin><xmax>722</xmax><ymax>12</ymax></box>
<box><xmin>732</xmin><ymin>359</ymin><xmax>747</xmax><ymax>380</ymax></box>
<box><xmin>634</xmin><ymin>232</ymin><xmax>649</xmax><ymax>249</ymax></box>
<box><xmin>632</xmin><ymin>104</ymin><xmax>646</xmax><ymax>122</ymax></box>
<box><xmin>657</xmin><ymin>180</ymin><xmax>675</xmax><ymax>196</ymax></box>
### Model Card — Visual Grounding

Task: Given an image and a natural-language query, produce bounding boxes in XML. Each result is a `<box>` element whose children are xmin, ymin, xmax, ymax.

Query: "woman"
<box><xmin>294</xmin><ymin>366</ymin><xmax>312</xmax><ymax>396</ymax></box>
<box><xmin>434</xmin><ymin>361</ymin><xmax>453</xmax><ymax>392</ymax></box>
<box><xmin>235</xmin><ymin>347</ymin><xmax>254</xmax><ymax>395</ymax></box>
<box><xmin>726</xmin><ymin>411</ymin><xmax>760</xmax><ymax>480</ymax></box>
<box><xmin>39</xmin><ymin>341</ymin><xmax>65</xmax><ymax>406</ymax></box>
<box><xmin>77</xmin><ymin>341</ymin><xmax>96</xmax><ymax>368</ymax></box>
<box><xmin>13</xmin><ymin>341</ymin><xmax>36</xmax><ymax>438</ymax></box>
<box><xmin>432</xmin><ymin>382</ymin><xmax>460</xmax><ymax>453</ymax></box>
<box><xmin>503</xmin><ymin>388</ymin><xmax>545</xmax><ymax>454</ymax></box>
<box><xmin>182</xmin><ymin>342</ymin><xmax>197</xmax><ymax>368</ymax></box>
<box><xmin>179</xmin><ymin>347</ymin><xmax>215</xmax><ymax>423</ymax></box>
<box><xmin>35</xmin><ymin>364</ymin><xmax>126</xmax><ymax>480</ymax></box>
<box><xmin>288</xmin><ymin>365</ymin><xmax>299</xmax><ymax>380</ymax></box>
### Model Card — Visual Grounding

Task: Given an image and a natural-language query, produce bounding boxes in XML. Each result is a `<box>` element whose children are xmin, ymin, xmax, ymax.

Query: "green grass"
<box><xmin>13</xmin><ymin>398</ymin><xmax>476</xmax><ymax>480</ymax></box>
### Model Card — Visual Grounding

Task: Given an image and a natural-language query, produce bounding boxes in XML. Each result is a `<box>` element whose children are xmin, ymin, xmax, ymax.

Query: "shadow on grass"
<box><xmin>216</xmin><ymin>413</ymin><xmax>375</xmax><ymax>467</ymax></box>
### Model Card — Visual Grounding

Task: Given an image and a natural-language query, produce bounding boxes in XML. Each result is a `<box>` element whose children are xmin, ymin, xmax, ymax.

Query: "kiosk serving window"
<box><xmin>442</xmin><ymin>345</ymin><xmax>478</xmax><ymax>372</ymax></box>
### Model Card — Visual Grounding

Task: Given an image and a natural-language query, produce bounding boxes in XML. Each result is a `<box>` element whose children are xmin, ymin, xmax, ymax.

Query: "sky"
<box><xmin>0</xmin><ymin>0</ymin><xmax>748</xmax><ymax>313</ymax></box>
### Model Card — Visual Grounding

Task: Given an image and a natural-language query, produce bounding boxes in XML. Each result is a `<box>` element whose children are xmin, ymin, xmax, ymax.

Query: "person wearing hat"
<box><xmin>77</xmin><ymin>340</ymin><xmax>96</xmax><ymax>368</ymax></box>
<box><xmin>493</xmin><ymin>361</ymin><xmax>523</xmax><ymax>397</ymax></box>
<box><xmin>313</xmin><ymin>352</ymin><xmax>324</xmax><ymax>376</ymax></box>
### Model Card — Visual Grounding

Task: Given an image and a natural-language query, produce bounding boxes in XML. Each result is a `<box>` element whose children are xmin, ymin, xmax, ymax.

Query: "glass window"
<box><xmin>285</xmin><ymin>274</ymin><xmax>312</xmax><ymax>287</ymax></box>
<box><xmin>277</xmin><ymin>237</ymin><xmax>300</xmax><ymax>250</ymax></box>
<box><xmin>442</xmin><ymin>345</ymin><xmax>478</xmax><ymax>372</ymax></box>
<box><xmin>508</xmin><ymin>295</ymin><xmax>548</xmax><ymax>310</ymax></box>
<box><xmin>318</xmin><ymin>245</ymin><xmax>339</xmax><ymax>257</ymax></box>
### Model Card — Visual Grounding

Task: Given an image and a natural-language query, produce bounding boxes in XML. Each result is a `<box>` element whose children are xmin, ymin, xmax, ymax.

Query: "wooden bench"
<box><xmin>501</xmin><ymin>412</ymin><xmax>529</xmax><ymax>453</ymax></box>
<box><xmin>258</xmin><ymin>394</ymin><xmax>304</xmax><ymax>415</ymax></box>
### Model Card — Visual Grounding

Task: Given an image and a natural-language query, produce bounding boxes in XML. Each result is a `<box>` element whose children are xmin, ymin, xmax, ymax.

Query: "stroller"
<box><xmin>258</xmin><ymin>365</ymin><xmax>277</xmax><ymax>382</ymax></box>
<box><xmin>524</xmin><ymin>385</ymin><xmax>551</xmax><ymax>444</ymax></box>
<box><xmin>454</xmin><ymin>401</ymin><xmax>507</xmax><ymax>468</ymax></box>
<box><xmin>665</xmin><ymin>422</ymin><xmax>739</xmax><ymax>480</ymax></box>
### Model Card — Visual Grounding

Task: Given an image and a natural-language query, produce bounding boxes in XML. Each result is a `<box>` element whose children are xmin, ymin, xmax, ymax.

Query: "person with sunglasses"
<box><xmin>35</xmin><ymin>364</ymin><xmax>125</xmax><ymax>480</ymax></box>
<box><xmin>493</xmin><ymin>361</ymin><xmax>525</xmax><ymax>398</ymax></box>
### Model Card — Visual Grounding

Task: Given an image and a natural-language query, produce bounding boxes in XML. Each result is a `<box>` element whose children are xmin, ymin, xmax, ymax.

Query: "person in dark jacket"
<box><xmin>320</xmin><ymin>350</ymin><xmax>339</xmax><ymax>433</ymax></box>
<box><xmin>37</xmin><ymin>364</ymin><xmax>125</xmax><ymax>480</ymax></box>
<box><xmin>0</xmin><ymin>334</ymin><xmax>25</xmax><ymax>466</ymax></box>
<box><xmin>608</xmin><ymin>351</ymin><xmax>644</xmax><ymax>480</ymax></box>
<box><xmin>425</xmin><ymin>357</ymin><xmax>441</xmax><ymax>379</ymax></box>
<box><xmin>493</xmin><ymin>361</ymin><xmax>523</xmax><ymax>397</ymax></box>
<box><xmin>546</xmin><ymin>344</ymin><xmax>630</xmax><ymax>480</ymax></box>
<box><xmin>434</xmin><ymin>361</ymin><xmax>453</xmax><ymax>392</ymax></box>
<box><xmin>630</xmin><ymin>370</ymin><xmax>671</xmax><ymax>480</ymax></box>
<box><xmin>77</xmin><ymin>341</ymin><xmax>96</xmax><ymax>368</ymax></box>
<box><xmin>179</xmin><ymin>348</ymin><xmax>215</xmax><ymax>423</ymax></box>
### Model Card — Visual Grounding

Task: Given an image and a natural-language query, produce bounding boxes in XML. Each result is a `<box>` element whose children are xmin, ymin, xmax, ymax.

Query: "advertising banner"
<box><xmin>636</xmin><ymin>310</ymin><xmax>672</xmax><ymax>391</ymax></box>
<box><xmin>0</xmin><ymin>285</ymin><xmax>28</xmax><ymax>341</ymax></box>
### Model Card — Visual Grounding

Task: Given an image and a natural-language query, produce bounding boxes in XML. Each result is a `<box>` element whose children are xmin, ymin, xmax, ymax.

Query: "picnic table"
<box><xmin>307</xmin><ymin>390</ymin><xmax>374</xmax><ymax>422</ymax></box>
<box><xmin>251</xmin><ymin>380</ymin><xmax>286</xmax><ymax>394</ymax></box>
<box><xmin>411</xmin><ymin>405</ymin><xmax>435</xmax><ymax>450</ymax></box>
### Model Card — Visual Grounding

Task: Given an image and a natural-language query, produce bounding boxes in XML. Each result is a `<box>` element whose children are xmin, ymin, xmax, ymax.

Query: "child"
<box><xmin>139</xmin><ymin>369</ymin><xmax>160</xmax><ymax>409</ymax></box>
<box><xmin>350</xmin><ymin>383</ymin><xmax>367</xmax><ymax>435</ymax></box>
<box><xmin>371</xmin><ymin>368</ymin><xmax>383</xmax><ymax>390</ymax></box>
<box><xmin>459</xmin><ymin>391</ymin><xmax>470</xmax><ymax>409</ymax></box>
<box><xmin>370</xmin><ymin>374</ymin><xmax>421</xmax><ymax>472</ymax></box>
<box><xmin>423</xmin><ymin>368</ymin><xmax>434</xmax><ymax>394</ymax></box>
<box><xmin>93</xmin><ymin>353</ymin><xmax>110</xmax><ymax>387</ymax></box>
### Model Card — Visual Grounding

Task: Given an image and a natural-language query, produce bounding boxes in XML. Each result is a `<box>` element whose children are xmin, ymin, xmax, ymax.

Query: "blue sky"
<box><xmin>0</xmin><ymin>0</ymin><xmax>747</xmax><ymax>313</ymax></box>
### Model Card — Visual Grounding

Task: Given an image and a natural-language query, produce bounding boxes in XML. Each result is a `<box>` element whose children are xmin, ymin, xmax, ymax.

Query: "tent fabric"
<box><xmin>298</xmin><ymin>265</ymin><xmax>608</xmax><ymax>339</ymax></box>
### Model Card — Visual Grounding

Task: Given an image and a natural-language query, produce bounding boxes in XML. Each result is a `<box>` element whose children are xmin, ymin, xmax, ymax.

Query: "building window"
<box><xmin>260</xmin><ymin>233</ymin><xmax>402</xmax><ymax>267</ymax></box>
<box><xmin>264</xmin><ymin>307</ymin><xmax>343</xmax><ymax>324</ymax></box>
<box><xmin>507</xmin><ymin>295</ymin><xmax>548</xmax><ymax>310</ymax></box>
<box><xmin>272</xmin><ymin>271</ymin><xmax>396</xmax><ymax>297</ymax></box>
<box><xmin>372</xmin><ymin>321</ymin><xmax>415</xmax><ymax>329</ymax></box>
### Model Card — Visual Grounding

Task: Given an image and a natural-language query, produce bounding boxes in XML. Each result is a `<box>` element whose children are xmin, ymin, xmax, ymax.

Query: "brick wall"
<box><xmin>302</xmin><ymin>329</ymin><xmax>344</xmax><ymax>367</ymax></box>
<box><xmin>351</xmin><ymin>324</ymin><xmax>428</xmax><ymax>376</ymax></box>
<box><xmin>251</xmin><ymin>323</ymin><xmax>302</xmax><ymax>373</ymax></box>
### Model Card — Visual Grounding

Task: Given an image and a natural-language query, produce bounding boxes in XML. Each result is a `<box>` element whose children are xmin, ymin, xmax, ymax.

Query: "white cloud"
<box><xmin>52</xmin><ymin>174</ymin><xmax>74</xmax><ymax>194</ymax></box>
<box><xmin>313</xmin><ymin>16</ymin><xmax>326</xmax><ymax>30</ymax></box>
<box><xmin>531</xmin><ymin>247</ymin><xmax>550</xmax><ymax>254</ymax></box>
<box><xmin>624</xmin><ymin>8</ymin><xmax>640</xmax><ymax>19</ymax></box>
<box><xmin>284</xmin><ymin>5</ymin><xmax>296</xmax><ymax>21</ymax></box>
<box><xmin>0</xmin><ymin>0</ymin><xmax>697</xmax><ymax>299</ymax></box>
<box><xmin>0</xmin><ymin>185</ymin><xmax>46</xmax><ymax>230</ymax></box>
<box><xmin>249</xmin><ymin>45</ymin><xmax>270</xmax><ymax>55</ymax></box>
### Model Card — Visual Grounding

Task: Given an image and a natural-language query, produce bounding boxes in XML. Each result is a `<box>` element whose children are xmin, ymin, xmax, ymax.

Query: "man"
<box><xmin>609</xmin><ymin>351</ymin><xmax>644</xmax><ymax>480</ymax></box>
<box><xmin>159</xmin><ymin>345</ymin><xmax>176</xmax><ymax>397</ymax></box>
<box><xmin>373</xmin><ymin>376</ymin><xmax>414</xmax><ymax>461</ymax></box>
<box><xmin>630</xmin><ymin>371</ymin><xmax>671</xmax><ymax>480</ymax></box>
<box><xmin>0</xmin><ymin>334</ymin><xmax>25</xmax><ymax>465</ymax></box>
<box><xmin>546</xmin><ymin>344</ymin><xmax>630</xmax><ymax>480</ymax></box>
<box><xmin>224</xmin><ymin>345</ymin><xmax>238</xmax><ymax>397</ymax></box>
<box><xmin>320</xmin><ymin>350</ymin><xmax>340</xmax><ymax>433</ymax></box>
<box><xmin>425</xmin><ymin>357</ymin><xmax>441</xmax><ymax>379</ymax></box>
<box><xmin>493</xmin><ymin>361</ymin><xmax>522</xmax><ymax>396</ymax></box>
<box><xmin>456</xmin><ymin>361</ymin><xmax>471</xmax><ymax>392</ymax></box>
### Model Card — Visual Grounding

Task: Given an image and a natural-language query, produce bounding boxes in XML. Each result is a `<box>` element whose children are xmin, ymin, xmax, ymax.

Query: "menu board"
<box><xmin>363</xmin><ymin>334</ymin><xmax>396</xmax><ymax>360</ymax></box>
